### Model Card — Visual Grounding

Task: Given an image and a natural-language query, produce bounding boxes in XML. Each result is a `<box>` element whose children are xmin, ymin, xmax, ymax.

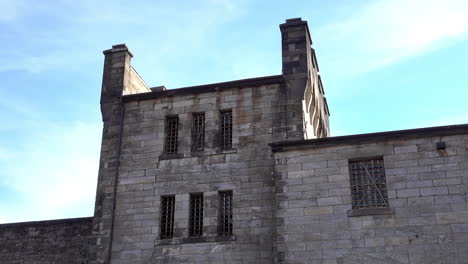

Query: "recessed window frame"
<box><xmin>219</xmin><ymin>110</ymin><xmax>233</xmax><ymax>151</ymax></box>
<box><xmin>348</xmin><ymin>156</ymin><xmax>393</xmax><ymax>217</ymax></box>
<box><xmin>160</xmin><ymin>195</ymin><xmax>175</xmax><ymax>239</ymax></box>
<box><xmin>189</xmin><ymin>193</ymin><xmax>204</xmax><ymax>237</ymax></box>
<box><xmin>191</xmin><ymin>112</ymin><xmax>205</xmax><ymax>152</ymax></box>
<box><xmin>164</xmin><ymin>115</ymin><xmax>179</xmax><ymax>154</ymax></box>
<box><xmin>218</xmin><ymin>190</ymin><xmax>233</xmax><ymax>236</ymax></box>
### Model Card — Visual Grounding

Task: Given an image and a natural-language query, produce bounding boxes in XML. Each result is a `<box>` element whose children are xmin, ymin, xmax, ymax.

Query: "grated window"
<box><xmin>164</xmin><ymin>116</ymin><xmax>179</xmax><ymax>154</ymax></box>
<box><xmin>191</xmin><ymin>113</ymin><xmax>205</xmax><ymax>152</ymax></box>
<box><xmin>160</xmin><ymin>196</ymin><xmax>175</xmax><ymax>239</ymax></box>
<box><xmin>349</xmin><ymin>157</ymin><xmax>388</xmax><ymax>210</ymax></box>
<box><xmin>189</xmin><ymin>193</ymin><xmax>204</xmax><ymax>237</ymax></box>
<box><xmin>219</xmin><ymin>110</ymin><xmax>232</xmax><ymax>150</ymax></box>
<box><xmin>218</xmin><ymin>191</ymin><xmax>233</xmax><ymax>236</ymax></box>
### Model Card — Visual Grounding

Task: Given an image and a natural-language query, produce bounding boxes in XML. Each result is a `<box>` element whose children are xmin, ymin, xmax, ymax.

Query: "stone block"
<box><xmin>317</xmin><ymin>197</ymin><xmax>342</xmax><ymax>206</ymax></box>
<box><xmin>394</xmin><ymin>145</ymin><xmax>418</xmax><ymax>154</ymax></box>
<box><xmin>396</xmin><ymin>188</ymin><xmax>420</xmax><ymax>198</ymax></box>
<box><xmin>304</xmin><ymin>206</ymin><xmax>333</xmax><ymax>216</ymax></box>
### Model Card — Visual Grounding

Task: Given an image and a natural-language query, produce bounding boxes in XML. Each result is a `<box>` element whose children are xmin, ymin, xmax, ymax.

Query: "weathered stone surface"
<box><xmin>0</xmin><ymin>217</ymin><xmax>94</xmax><ymax>263</ymax></box>
<box><xmin>274</xmin><ymin>134</ymin><xmax>468</xmax><ymax>264</ymax></box>
<box><xmin>1</xmin><ymin>17</ymin><xmax>467</xmax><ymax>264</ymax></box>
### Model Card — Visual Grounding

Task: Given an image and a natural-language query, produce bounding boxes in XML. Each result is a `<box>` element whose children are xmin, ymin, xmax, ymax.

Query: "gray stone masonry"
<box><xmin>273</xmin><ymin>133</ymin><xmax>468</xmax><ymax>264</ymax></box>
<box><xmin>93</xmin><ymin>43</ymin><xmax>151</xmax><ymax>264</ymax></box>
<box><xmin>280</xmin><ymin>18</ymin><xmax>330</xmax><ymax>139</ymax></box>
<box><xmin>1</xmin><ymin>18</ymin><xmax>466</xmax><ymax>264</ymax></box>
<box><xmin>95</xmin><ymin>18</ymin><xmax>330</xmax><ymax>263</ymax></box>
<box><xmin>111</xmin><ymin>83</ymin><xmax>282</xmax><ymax>263</ymax></box>
<box><xmin>0</xmin><ymin>217</ymin><xmax>94</xmax><ymax>263</ymax></box>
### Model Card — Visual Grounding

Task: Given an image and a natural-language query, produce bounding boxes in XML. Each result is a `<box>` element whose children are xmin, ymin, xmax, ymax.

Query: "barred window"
<box><xmin>191</xmin><ymin>113</ymin><xmax>205</xmax><ymax>152</ymax></box>
<box><xmin>218</xmin><ymin>191</ymin><xmax>233</xmax><ymax>236</ymax></box>
<box><xmin>189</xmin><ymin>193</ymin><xmax>204</xmax><ymax>237</ymax></box>
<box><xmin>160</xmin><ymin>196</ymin><xmax>175</xmax><ymax>239</ymax></box>
<box><xmin>349</xmin><ymin>157</ymin><xmax>388</xmax><ymax>210</ymax></box>
<box><xmin>219</xmin><ymin>110</ymin><xmax>232</xmax><ymax>150</ymax></box>
<box><xmin>164</xmin><ymin>116</ymin><xmax>178</xmax><ymax>154</ymax></box>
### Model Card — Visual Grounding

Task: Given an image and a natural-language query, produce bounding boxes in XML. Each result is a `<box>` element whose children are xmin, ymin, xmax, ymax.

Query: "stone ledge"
<box><xmin>270</xmin><ymin>123</ymin><xmax>468</xmax><ymax>152</ymax></box>
<box><xmin>123</xmin><ymin>75</ymin><xmax>284</xmax><ymax>102</ymax></box>
<box><xmin>347</xmin><ymin>207</ymin><xmax>394</xmax><ymax>217</ymax></box>
<box><xmin>0</xmin><ymin>216</ymin><xmax>94</xmax><ymax>229</ymax></box>
<box><xmin>155</xmin><ymin>235</ymin><xmax>236</xmax><ymax>246</ymax></box>
<box><xmin>159</xmin><ymin>149</ymin><xmax>237</xmax><ymax>160</ymax></box>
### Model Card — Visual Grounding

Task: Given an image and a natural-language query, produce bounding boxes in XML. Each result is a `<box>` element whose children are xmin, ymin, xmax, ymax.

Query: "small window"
<box><xmin>191</xmin><ymin>113</ymin><xmax>205</xmax><ymax>152</ymax></box>
<box><xmin>219</xmin><ymin>110</ymin><xmax>232</xmax><ymax>150</ymax></box>
<box><xmin>160</xmin><ymin>195</ymin><xmax>175</xmax><ymax>239</ymax></box>
<box><xmin>189</xmin><ymin>193</ymin><xmax>204</xmax><ymax>237</ymax></box>
<box><xmin>349</xmin><ymin>157</ymin><xmax>388</xmax><ymax>210</ymax></box>
<box><xmin>164</xmin><ymin>116</ymin><xmax>179</xmax><ymax>154</ymax></box>
<box><xmin>218</xmin><ymin>191</ymin><xmax>233</xmax><ymax>236</ymax></box>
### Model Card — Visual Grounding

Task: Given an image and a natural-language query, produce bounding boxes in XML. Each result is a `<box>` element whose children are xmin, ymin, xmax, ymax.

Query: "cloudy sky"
<box><xmin>1</xmin><ymin>0</ymin><xmax>467</xmax><ymax>223</ymax></box>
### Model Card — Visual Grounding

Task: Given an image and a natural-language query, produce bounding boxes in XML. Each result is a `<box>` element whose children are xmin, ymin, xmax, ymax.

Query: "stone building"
<box><xmin>1</xmin><ymin>18</ymin><xmax>467</xmax><ymax>264</ymax></box>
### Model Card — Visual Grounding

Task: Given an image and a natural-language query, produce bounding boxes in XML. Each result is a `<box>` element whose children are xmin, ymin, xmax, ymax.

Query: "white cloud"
<box><xmin>0</xmin><ymin>0</ymin><xmax>245</xmax><ymax>76</ymax></box>
<box><xmin>316</xmin><ymin>0</ymin><xmax>468</xmax><ymax>75</ymax></box>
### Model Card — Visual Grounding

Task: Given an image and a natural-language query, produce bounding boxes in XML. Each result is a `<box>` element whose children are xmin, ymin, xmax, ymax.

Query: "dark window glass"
<box><xmin>219</xmin><ymin>110</ymin><xmax>232</xmax><ymax>150</ymax></box>
<box><xmin>349</xmin><ymin>157</ymin><xmax>388</xmax><ymax>210</ymax></box>
<box><xmin>189</xmin><ymin>193</ymin><xmax>204</xmax><ymax>237</ymax></box>
<box><xmin>191</xmin><ymin>113</ymin><xmax>205</xmax><ymax>152</ymax></box>
<box><xmin>164</xmin><ymin>116</ymin><xmax>178</xmax><ymax>153</ymax></box>
<box><xmin>218</xmin><ymin>191</ymin><xmax>233</xmax><ymax>236</ymax></box>
<box><xmin>160</xmin><ymin>196</ymin><xmax>175</xmax><ymax>239</ymax></box>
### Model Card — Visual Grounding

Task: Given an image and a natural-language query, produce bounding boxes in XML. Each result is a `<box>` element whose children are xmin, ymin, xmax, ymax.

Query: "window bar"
<box><xmin>220</xmin><ymin>110</ymin><xmax>232</xmax><ymax>150</ymax></box>
<box><xmin>191</xmin><ymin>113</ymin><xmax>205</xmax><ymax>152</ymax></box>
<box><xmin>164</xmin><ymin>116</ymin><xmax>179</xmax><ymax>154</ymax></box>
<box><xmin>218</xmin><ymin>191</ymin><xmax>233</xmax><ymax>236</ymax></box>
<box><xmin>160</xmin><ymin>196</ymin><xmax>175</xmax><ymax>239</ymax></box>
<box><xmin>189</xmin><ymin>193</ymin><xmax>204</xmax><ymax>237</ymax></box>
<box><xmin>349</xmin><ymin>157</ymin><xmax>388</xmax><ymax>209</ymax></box>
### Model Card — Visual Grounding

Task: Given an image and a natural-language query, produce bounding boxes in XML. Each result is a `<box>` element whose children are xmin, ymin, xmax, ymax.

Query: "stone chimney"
<box><xmin>100</xmin><ymin>44</ymin><xmax>150</xmax><ymax>121</ymax></box>
<box><xmin>280</xmin><ymin>18</ymin><xmax>330</xmax><ymax>138</ymax></box>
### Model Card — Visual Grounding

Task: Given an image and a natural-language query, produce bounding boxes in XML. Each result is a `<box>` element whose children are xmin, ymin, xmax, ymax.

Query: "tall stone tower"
<box><xmin>91</xmin><ymin>44</ymin><xmax>150</xmax><ymax>263</ymax></box>
<box><xmin>91</xmin><ymin>18</ymin><xmax>330</xmax><ymax>263</ymax></box>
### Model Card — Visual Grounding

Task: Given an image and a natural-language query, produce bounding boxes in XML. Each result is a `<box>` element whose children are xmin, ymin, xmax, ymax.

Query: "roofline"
<box><xmin>269</xmin><ymin>124</ymin><xmax>468</xmax><ymax>152</ymax></box>
<box><xmin>122</xmin><ymin>74</ymin><xmax>284</xmax><ymax>102</ymax></box>
<box><xmin>0</xmin><ymin>216</ymin><xmax>93</xmax><ymax>229</ymax></box>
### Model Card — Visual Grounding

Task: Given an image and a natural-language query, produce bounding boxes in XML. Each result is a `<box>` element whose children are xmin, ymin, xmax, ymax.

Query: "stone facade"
<box><xmin>0</xmin><ymin>18</ymin><xmax>467</xmax><ymax>264</ymax></box>
<box><xmin>91</xmin><ymin>17</ymin><xmax>330</xmax><ymax>264</ymax></box>
<box><xmin>271</xmin><ymin>128</ymin><xmax>468</xmax><ymax>263</ymax></box>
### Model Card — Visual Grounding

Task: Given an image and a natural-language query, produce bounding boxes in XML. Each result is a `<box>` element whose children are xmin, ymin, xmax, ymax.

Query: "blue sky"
<box><xmin>1</xmin><ymin>0</ymin><xmax>467</xmax><ymax>223</ymax></box>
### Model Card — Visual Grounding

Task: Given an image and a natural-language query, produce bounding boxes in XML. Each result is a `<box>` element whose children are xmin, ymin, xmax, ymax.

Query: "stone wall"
<box><xmin>272</xmin><ymin>131</ymin><xmax>468</xmax><ymax>263</ymax></box>
<box><xmin>110</xmin><ymin>82</ymin><xmax>285</xmax><ymax>263</ymax></box>
<box><xmin>0</xmin><ymin>217</ymin><xmax>94</xmax><ymax>263</ymax></box>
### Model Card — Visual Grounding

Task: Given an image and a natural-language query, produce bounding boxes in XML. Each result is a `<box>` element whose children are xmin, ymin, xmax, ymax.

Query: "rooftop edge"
<box><xmin>122</xmin><ymin>74</ymin><xmax>284</xmax><ymax>102</ymax></box>
<box><xmin>0</xmin><ymin>216</ymin><xmax>94</xmax><ymax>229</ymax></box>
<box><xmin>270</xmin><ymin>124</ymin><xmax>468</xmax><ymax>152</ymax></box>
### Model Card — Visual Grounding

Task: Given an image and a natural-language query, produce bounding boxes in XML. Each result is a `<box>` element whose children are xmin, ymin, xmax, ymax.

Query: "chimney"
<box><xmin>100</xmin><ymin>44</ymin><xmax>133</xmax><ymax>121</ymax></box>
<box><xmin>280</xmin><ymin>18</ymin><xmax>330</xmax><ymax>139</ymax></box>
<box><xmin>280</xmin><ymin>18</ymin><xmax>313</xmax><ymax>98</ymax></box>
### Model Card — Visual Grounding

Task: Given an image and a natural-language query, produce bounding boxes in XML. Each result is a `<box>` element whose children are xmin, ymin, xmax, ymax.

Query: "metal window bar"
<box><xmin>160</xmin><ymin>196</ymin><xmax>175</xmax><ymax>239</ymax></box>
<box><xmin>218</xmin><ymin>191</ymin><xmax>233</xmax><ymax>236</ymax></box>
<box><xmin>219</xmin><ymin>110</ymin><xmax>232</xmax><ymax>150</ymax></box>
<box><xmin>164</xmin><ymin>116</ymin><xmax>179</xmax><ymax>154</ymax></box>
<box><xmin>349</xmin><ymin>157</ymin><xmax>388</xmax><ymax>209</ymax></box>
<box><xmin>189</xmin><ymin>193</ymin><xmax>204</xmax><ymax>237</ymax></box>
<box><xmin>191</xmin><ymin>113</ymin><xmax>205</xmax><ymax>152</ymax></box>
